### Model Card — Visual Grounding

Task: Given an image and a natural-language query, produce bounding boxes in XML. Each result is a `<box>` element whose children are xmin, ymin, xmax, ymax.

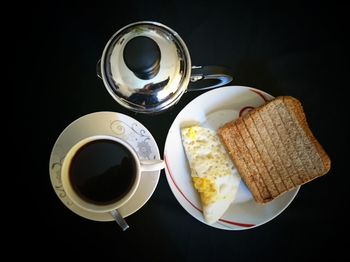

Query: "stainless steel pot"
<box><xmin>97</xmin><ymin>21</ymin><xmax>233</xmax><ymax>114</ymax></box>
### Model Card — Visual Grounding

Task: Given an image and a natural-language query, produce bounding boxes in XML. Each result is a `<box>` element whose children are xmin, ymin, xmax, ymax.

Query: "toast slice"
<box><xmin>218</xmin><ymin>96</ymin><xmax>331</xmax><ymax>204</ymax></box>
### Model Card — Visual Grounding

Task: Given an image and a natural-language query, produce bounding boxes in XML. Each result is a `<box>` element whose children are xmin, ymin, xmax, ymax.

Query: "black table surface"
<box><xmin>15</xmin><ymin>2</ymin><xmax>347</xmax><ymax>260</ymax></box>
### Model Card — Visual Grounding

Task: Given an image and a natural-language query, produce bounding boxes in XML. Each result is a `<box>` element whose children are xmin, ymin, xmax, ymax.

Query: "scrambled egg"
<box><xmin>181</xmin><ymin>125</ymin><xmax>240</xmax><ymax>224</ymax></box>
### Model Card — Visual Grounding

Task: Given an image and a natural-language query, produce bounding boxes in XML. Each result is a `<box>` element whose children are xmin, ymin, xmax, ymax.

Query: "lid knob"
<box><xmin>123</xmin><ymin>36</ymin><xmax>161</xmax><ymax>80</ymax></box>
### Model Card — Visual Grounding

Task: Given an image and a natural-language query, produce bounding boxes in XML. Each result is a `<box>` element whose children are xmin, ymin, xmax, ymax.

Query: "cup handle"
<box><xmin>140</xmin><ymin>160</ymin><xmax>165</xmax><ymax>172</ymax></box>
<box><xmin>187</xmin><ymin>65</ymin><xmax>233</xmax><ymax>91</ymax></box>
<box><xmin>110</xmin><ymin>209</ymin><xmax>129</xmax><ymax>231</ymax></box>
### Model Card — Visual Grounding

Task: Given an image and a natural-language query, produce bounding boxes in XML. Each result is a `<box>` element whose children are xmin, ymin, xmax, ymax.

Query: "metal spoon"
<box><xmin>110</xmin><ymin>209</ymin><xmax>129</xmax><ymax>231</ymax></box>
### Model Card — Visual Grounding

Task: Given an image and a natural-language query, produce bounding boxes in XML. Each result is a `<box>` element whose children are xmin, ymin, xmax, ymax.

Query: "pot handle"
<box><xmin>187</xmin><ymin>65</ymin><xmax>233</xmax><ymax>91</ymax></box>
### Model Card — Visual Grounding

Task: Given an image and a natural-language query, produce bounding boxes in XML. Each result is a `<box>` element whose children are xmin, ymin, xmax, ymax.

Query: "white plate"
<box><xmin>49</xmin><ymin>112</ymin><xmax>161</xmax><ymax>221</ymax></box>
<box><xmin>164</xmin><ymin>86</ymin><xmax>300</xmax><ymax>230</ymax></box>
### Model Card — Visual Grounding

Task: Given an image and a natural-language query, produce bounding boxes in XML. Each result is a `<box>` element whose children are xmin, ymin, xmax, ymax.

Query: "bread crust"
<box><xmin>218</xmin><ymin>96</ymin><xmax>331</xmax><ymax>204</ymax></box>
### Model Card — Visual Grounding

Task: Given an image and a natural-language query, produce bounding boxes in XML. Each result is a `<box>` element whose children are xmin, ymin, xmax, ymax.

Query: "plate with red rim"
<box><xmin>163</xmin><ymin>86</ymin><xmax>300</xmax><ymax>230</ymax></box>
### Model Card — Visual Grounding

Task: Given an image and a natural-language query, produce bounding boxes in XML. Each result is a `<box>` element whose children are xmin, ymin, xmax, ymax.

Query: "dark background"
<box><xmin>13</xmin><ymin>1</ymin><xmax>347</xmax><ymax>260</ymax></box>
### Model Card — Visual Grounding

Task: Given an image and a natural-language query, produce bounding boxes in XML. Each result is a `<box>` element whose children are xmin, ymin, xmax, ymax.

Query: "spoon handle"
<box><xmin>110</xmin><ymin>209</ymin><xmax>129</xmax><ymax>231</ymax></box>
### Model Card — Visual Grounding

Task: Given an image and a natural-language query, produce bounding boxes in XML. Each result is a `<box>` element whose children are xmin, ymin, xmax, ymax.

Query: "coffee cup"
<box><xmin>61</xmin><ymin>135</ymin><xmax>164</xmax><ymax>230</ymax></box>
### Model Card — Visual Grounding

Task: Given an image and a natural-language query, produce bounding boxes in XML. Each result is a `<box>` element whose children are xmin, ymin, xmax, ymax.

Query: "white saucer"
<box><xmin>49</xmin><ymin>112</ymin><xmax>161</xmax><ymax>221</ymax></box>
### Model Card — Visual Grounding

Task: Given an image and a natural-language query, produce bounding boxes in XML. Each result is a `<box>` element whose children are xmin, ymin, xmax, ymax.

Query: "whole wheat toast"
<box><xmin>218</xmin><ymin>96</ymin><xmax>331</xmax><ymax>204</ymax></box>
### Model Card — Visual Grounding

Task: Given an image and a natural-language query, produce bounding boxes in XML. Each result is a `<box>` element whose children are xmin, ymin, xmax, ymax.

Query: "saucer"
<box><xmin>49</xmin><ymin>112</ymin><xmax>161</xmax><ymax>221</ymax></box>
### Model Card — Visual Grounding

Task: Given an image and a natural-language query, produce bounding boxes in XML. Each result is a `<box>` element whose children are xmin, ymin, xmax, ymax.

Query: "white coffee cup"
<box><xmin>61</xmin><ymin>135</ymin><xmax>164</xmax><ymax>230</ymax></box>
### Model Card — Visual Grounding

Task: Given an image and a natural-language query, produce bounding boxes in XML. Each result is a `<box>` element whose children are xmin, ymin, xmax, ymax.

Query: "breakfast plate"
<box><xmin>49</xmin><ymin>112</ymin><xmax>161</xmax><ymax>221</ymax></box>
<box><xmin>164</xmin><ymin>86</ymin><xmax>300</xmax><ymax>230</ymax></box>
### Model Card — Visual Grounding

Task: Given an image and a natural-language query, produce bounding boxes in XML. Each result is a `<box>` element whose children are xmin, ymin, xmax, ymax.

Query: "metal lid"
<box><xmin>100</xmin><ymin>21</ymin><xmax>191</xmax><ymax>113</ymax></box>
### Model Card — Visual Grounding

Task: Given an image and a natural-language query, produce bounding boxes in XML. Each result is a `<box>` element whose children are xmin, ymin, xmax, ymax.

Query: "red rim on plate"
<box><xmin>163</xmin><ymin>86</ymin><xmax>299</xmax><ymax>230</ymax></box>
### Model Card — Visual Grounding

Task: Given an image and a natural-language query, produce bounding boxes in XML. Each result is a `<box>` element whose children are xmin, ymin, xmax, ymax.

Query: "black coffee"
<box><xmin>69</xmin><ymin>139</ymin><xmax>136</xmax><ymax>205</ymax></box>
